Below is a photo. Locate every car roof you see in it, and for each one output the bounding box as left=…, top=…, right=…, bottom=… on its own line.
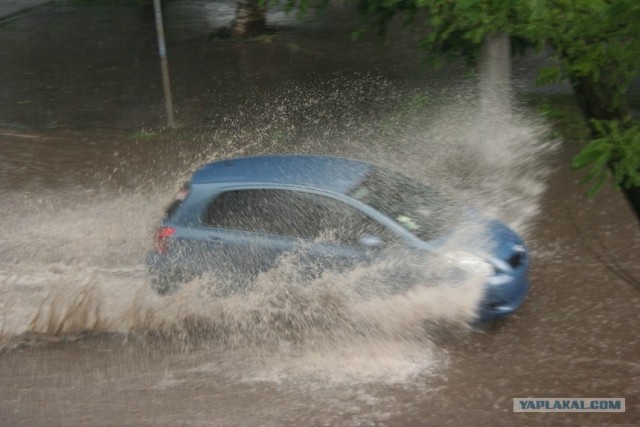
left=190, top=155, right=373, bottom=195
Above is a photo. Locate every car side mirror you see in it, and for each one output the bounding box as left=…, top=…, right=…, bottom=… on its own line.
left=359, top=234, right=385, bottom=250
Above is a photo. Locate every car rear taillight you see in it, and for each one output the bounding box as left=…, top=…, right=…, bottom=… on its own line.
left=154, top=226, right=176, bottom=254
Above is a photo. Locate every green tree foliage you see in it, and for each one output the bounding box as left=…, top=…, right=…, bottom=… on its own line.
left=68, top=0, right=152, bottom=5
left=328, top=0, right=640, bottom=199
left=572, top=120, right=640, bottom=196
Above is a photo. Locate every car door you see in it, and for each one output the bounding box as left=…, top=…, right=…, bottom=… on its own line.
left=282, top=190, right=391, bottom=277
left=196, top=189, right=294, bottom=285
left=197, top=188, right=395, bottom=285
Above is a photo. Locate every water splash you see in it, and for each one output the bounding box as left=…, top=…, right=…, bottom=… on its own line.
left=0, top=75, right=555, bottom=386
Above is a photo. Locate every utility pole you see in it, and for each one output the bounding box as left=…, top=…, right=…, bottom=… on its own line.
left=153, top=0, right=176, bottom=128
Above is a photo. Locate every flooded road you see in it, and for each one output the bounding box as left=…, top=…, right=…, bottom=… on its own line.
left=1, top=2, right=639, bottom=426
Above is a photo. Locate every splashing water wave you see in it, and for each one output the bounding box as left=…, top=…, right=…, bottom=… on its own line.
left=0, top=75, right=556, bottom=385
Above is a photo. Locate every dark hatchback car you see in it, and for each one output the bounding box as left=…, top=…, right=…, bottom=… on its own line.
left=147, top=155, right=529, bottom=321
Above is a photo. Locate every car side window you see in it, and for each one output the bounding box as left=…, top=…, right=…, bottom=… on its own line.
left=204, top=189, right=392, bottom=246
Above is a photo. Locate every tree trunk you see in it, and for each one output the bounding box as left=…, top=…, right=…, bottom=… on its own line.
left=231, top=0, right=267, bottom=38
left=621, top=186, right=640, bottom=221
left=569, top=73, right=640, bottom=222
left=570, top=74, right=631, bottom=125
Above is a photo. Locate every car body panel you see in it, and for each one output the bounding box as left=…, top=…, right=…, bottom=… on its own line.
left=147, top=155, right=530, bottom=321
left=190, top=155, right=372, bottom=193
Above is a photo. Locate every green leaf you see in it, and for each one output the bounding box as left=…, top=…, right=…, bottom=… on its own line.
left=536, top=66, right=562, bottom=86
left=351, top=30, right=365, bottom=42
left=586, top=171, right=609, bottom=198
left=572, top=140, right=611, bottom=170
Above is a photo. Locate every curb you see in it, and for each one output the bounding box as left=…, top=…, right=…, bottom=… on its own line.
left=0, top=1, right=56, bottom=24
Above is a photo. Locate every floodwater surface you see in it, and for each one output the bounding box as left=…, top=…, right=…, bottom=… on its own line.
left=0, top=2, right=639, bottom=426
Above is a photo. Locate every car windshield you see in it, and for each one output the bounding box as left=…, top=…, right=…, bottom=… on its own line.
left=348, top=166, right=460, bottom=241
